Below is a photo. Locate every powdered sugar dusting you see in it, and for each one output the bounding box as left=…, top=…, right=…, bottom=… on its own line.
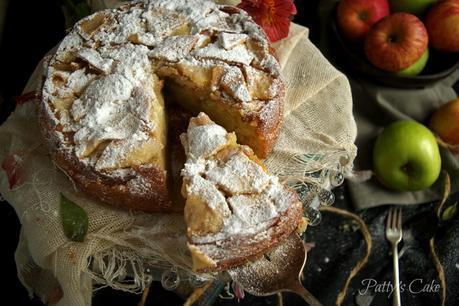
left=186, top=120, right=228, bottom=160
left=148, top=35, right=197, bottom=62
left=228, top=194, right=278, bottom=223
left=219, top=33, right=248, bottom=50
left=220, top=66, right=251, bottom=102
left=194, top=43, right=254, bottom=65
left=143, top=9, right=187, bottom=37
left=51, top=69, right=96, bottom=99
left=126, top=172, right=153, bottom=195
left=206, top=153, right=270, bottom=194
left=77, top=48, right=114, bottom=74
left=71, top=73, right=146, bottom=160
left=50, top=42, right=160, bottom=170
left=186, top=175, right=230, bottom=214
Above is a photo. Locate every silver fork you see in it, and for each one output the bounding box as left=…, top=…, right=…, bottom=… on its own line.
left=386, top=207, right=403, bottom=306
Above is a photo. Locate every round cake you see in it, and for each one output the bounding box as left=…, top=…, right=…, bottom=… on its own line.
left=40, top=0, right=285, bottom=212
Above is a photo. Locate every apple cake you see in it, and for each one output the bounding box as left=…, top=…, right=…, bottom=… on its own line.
left=181, top=113, right=303, bottom=272
left=40, top=0, right=285, bottom=212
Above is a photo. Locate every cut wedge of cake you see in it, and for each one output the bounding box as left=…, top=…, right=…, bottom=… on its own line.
left=180, top=113, right=304, bottom=272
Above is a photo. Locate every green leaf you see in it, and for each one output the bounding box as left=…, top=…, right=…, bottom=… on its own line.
left=442, top=202, right=458, bottom=221
left=74, top=3, right=91, bottom=20
left=60, top=193, right=89, bottom=242
left=60, top=0, right=91, bottom=26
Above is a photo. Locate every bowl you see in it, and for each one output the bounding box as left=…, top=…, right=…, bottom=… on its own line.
left=328, top=14, right=459, bottom=88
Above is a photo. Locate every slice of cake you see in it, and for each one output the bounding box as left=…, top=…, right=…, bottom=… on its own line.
left=180, top=113, right=304, bottom=272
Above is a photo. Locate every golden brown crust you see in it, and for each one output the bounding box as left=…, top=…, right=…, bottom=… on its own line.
left=56, top=151, right=174, bottom=213
left=191, top=199, right=303, bottom=272
left=246, top=85, right=285, bottom=158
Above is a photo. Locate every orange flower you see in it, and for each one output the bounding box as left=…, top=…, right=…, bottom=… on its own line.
left=238, top=0, right=297, bottom=42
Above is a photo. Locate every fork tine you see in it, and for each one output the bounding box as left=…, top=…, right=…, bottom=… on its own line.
left=391, top=207, right=397, bottom=229
left=386, top=207, right=393, bottom=229
left=397, top=208, right=402, bottom=230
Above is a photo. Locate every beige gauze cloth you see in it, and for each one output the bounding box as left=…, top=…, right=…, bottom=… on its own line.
left=0, top=23, right=357, bottom=306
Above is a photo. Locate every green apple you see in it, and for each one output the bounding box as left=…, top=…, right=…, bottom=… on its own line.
left=373, top=120, right=441, bottom=191
left=390, top=0, right=437, bottom=16
left=395, top=48, right=429, bottom=76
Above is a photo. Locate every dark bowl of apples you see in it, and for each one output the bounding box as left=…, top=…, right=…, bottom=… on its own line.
left=329, top=6, right=459, bottom=89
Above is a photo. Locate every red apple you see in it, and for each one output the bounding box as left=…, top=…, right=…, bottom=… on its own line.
left=336, top=0, right=390, bottom=42
left=429, top=98, right=459, bottom=153
left=364, top=13, right=428, bottom=71
left=425, top=0, right=459, bottom=52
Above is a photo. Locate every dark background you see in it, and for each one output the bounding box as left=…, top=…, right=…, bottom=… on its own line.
left=1, top=1, right=458, bottom=306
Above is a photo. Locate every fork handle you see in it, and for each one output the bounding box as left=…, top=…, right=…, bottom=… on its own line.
left=287, top=281, right=323, bottom=306
left=392, top=244, right=401, bottom=306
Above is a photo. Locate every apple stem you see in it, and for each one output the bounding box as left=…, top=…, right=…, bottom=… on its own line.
left=436, top=136, right=459, bottom=154
left=358, top=11, right=369, bottom=21
left=401, top=163, right=414, bottom=176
